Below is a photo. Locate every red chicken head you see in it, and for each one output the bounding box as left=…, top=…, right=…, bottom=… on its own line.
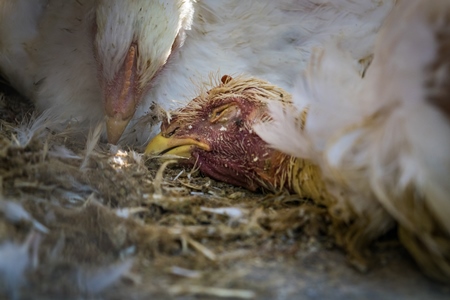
left=145, top=75, right=296, bottom=192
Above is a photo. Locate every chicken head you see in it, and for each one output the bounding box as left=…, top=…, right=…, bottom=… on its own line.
left=5, top=0, right=194, bottom=144
left=95, top=0, right=194, bottom=143
left=146, top=75, right=324, bottom=195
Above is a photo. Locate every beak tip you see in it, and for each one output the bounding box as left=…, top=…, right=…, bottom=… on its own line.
left=106, top=117, right=131, bottom=145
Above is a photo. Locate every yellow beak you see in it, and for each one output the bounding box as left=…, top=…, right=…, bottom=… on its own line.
left=145, top=133, right=211, bottom=158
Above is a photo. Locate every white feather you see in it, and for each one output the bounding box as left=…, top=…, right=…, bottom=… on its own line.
left=77, top=259, right=133, bottom=294
left=0, top=199, right=49, bottom=233
left=257, top=0, right=450, bottom=280
left=0, top=0, right=395, bottom=144
left=0, top=0, right=45, bottom=97
left=0, top=231, right=42, bottom=298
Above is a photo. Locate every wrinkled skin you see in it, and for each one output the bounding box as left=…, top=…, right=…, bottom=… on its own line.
left=146, top=75, right=292, bottom=192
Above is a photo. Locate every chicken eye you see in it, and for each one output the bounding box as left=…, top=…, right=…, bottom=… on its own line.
left=165, top=126, right=179, bottom=137
left=210, top=104, right=240, bottom=123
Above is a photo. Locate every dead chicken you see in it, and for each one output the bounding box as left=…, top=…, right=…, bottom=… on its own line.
left=146, top=75, right=327, bottom=199
left=145, top=75, right=371, bottom=270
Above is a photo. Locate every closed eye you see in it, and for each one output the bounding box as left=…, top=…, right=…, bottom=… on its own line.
left=165, top=126, right=179, bottom=137
left=210, top=104, right=240, bottom=123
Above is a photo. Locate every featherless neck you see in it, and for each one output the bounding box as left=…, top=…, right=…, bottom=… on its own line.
left=267, top=152, right=330, bottom=206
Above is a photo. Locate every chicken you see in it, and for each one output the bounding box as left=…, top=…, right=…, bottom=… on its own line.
left=145, top=75, right=329, bottom=202
left=0, top=0, right=395, bottom=144
left=255, top=0, right=450, bottom=282
left=0, top=0, right=194, bottom=144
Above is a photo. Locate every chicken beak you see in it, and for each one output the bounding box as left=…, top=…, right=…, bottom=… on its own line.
left=145, top=133, right=210, bottom=158
left=106, top=116, right=132, bottom=145
left=104, top=44, right=139, bottom=144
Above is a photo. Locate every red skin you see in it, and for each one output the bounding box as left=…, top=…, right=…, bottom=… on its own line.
left=158, top=80, right=289, bottom=192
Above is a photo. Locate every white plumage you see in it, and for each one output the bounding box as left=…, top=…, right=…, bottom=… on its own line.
left=1, top=0, right=194, bottom=144
left=256, top=0, right=450, bottom=281
left=0, top=0, right=395, bottom=144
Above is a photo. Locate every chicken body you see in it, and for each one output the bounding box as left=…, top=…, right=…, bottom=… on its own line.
left=0, top=0, right=395, bottom=144
left=256, top=0, right=450, bottom=282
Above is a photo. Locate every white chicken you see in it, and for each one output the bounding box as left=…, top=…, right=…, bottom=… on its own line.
left=0, top=0, right=395, bottom=144
left=0, top=0, right=194, bottom=144
left=256, top=0, right=450, bottom=282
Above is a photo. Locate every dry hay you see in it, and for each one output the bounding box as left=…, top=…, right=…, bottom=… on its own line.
left=0, top=87, right=449, bottom=299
